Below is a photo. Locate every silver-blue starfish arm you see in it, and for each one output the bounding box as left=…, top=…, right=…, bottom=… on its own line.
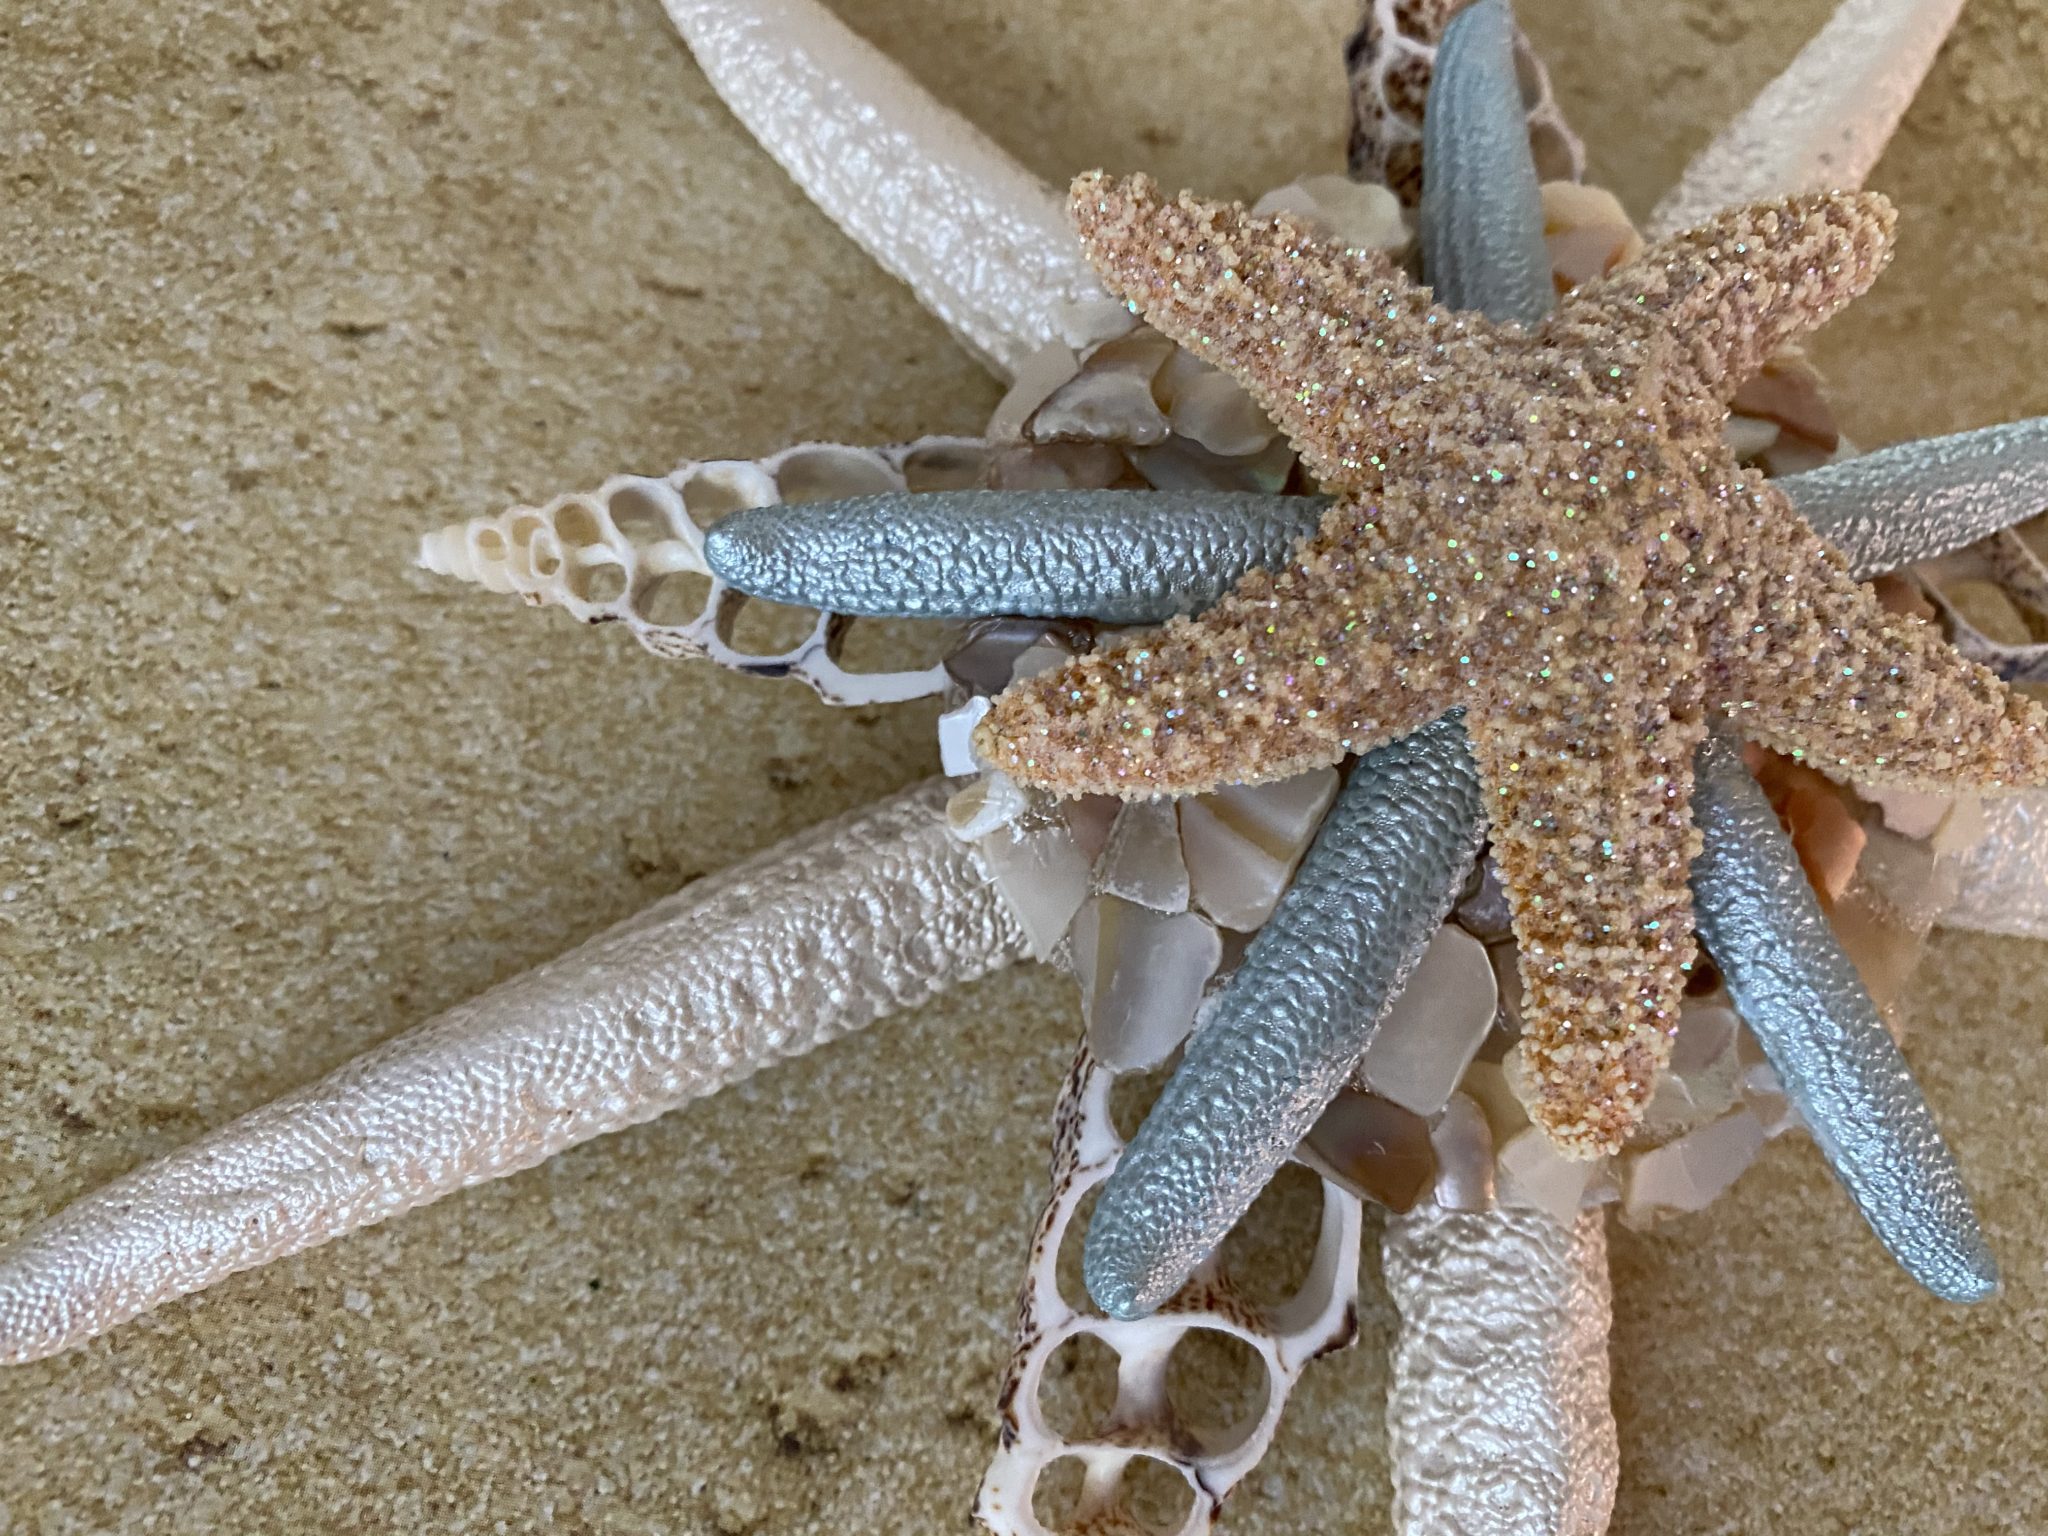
left=701, top=418, right=2048, bottom=621
left=1083, top=0, right=1524, bottom=1320
left=1797, top=416, right=2048, bottom=580
left=702, top=489, right=1329, bottom=623
left=1690, top=728, right=1998, bottom=1303
left=1418, top=0, right=1554, bottom=328
left=1082, top=714, right=1488, bottom=1318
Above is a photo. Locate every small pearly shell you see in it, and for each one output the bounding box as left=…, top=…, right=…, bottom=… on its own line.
left=1062, top=795, right=1123, bottom=865
left=1497, top=1126, right=1599, bottom=1228
left=977, top=808, right=1092, bottom=960
left=947, top=771, right=1029, bottom=842
left=1358, top=925, right=1500, bottom=1117
left=1167, top=369, right=1279, bottom=458
left=1027, top=331, right=1177, bottom=446
left=1251, top=174, right=1411, bottom=253
left=938, top=696, right=993, bottom=776
left=1072, top=897, right=1222, bottom=1070
left=1451, top=855, right=1515, bottom=940
left=1180, top=770, right=1342, bottom=931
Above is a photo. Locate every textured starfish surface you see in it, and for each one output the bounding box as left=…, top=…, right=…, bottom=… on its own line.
left=977, top=172, right=2048, bottom=1155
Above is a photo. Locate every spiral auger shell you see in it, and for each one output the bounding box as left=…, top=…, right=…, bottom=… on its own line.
left=418, top=438, right=1017, bottom=705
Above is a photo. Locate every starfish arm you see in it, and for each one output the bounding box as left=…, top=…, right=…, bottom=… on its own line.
left=1647, top=0, right=1966, bottom=239
left=1418, top=0, right=1554, bottom=327
left=704, top=489, right=1329, bottom=622
left=1561, top=192, right=1896, bottom=400
left=1068, top=171, right=1457, bottom=492
left=1690, top=729, right=1998, bottom=1303
left=0, top=782, right=1021, bottom=1365
left=1713, top=502, right=2048, bottom=788
left=1468, top=633, right=1706, bottom=1157
left=1082, top=716, right=1485, bottom=1318
left=662, top=0, right=1105, bottom=378
left=1782, top=415, right=2048, bottom=580
left=1383, top=1206, right=1618, bottom=1536
left=973, top=494, right=1475, bottom=798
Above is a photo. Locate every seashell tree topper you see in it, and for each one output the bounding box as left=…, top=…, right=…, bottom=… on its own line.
left=4, top=2, right=2047, bottom=1535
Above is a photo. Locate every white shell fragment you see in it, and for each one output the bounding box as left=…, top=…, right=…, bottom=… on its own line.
left=1647, top=0, right=1969, bottom=236
left=1179, top=770, right=1341, bottom=931
left=661, top=0, right=1106, bottom=377
left=1097, top=799, right=1191, bottom=913
left=1299, top=1087, right=1438, bottom=1213
left=1381, top=1205, right=1617, bottom=1536
left=1944, top=789, right=2048, bottom=939
left=939, top=695, right=993, bottom=776
left=946, top=770, right=1029, bottom=842
left=1498, top=1127, right=1600, bottom=1229
left=976, top=1045, right=1364, bottom=1536
left=1073, top=897, right=1222, bottom=1071
left=419, top=439, right=997, bottom=705
left=1430, top=1093, right=1497, bottom=1212
left=1359, top=923, right=1500, bottom=1117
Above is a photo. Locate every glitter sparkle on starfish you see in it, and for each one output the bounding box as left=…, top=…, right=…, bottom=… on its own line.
left=976, top=172, right=2048, bottom=1156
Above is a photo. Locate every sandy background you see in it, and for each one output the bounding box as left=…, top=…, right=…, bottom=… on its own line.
left=2, top=0, right=2045, bottom=1529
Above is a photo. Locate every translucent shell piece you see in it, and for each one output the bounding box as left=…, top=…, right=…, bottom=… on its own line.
left=974, top=1045, right=1364, bottom=1536
left=418, top=440, right=1002, bottom=705
left=1343, top=0, right=1584, bottom=204
left=661, top=0, right=1106, bottom=378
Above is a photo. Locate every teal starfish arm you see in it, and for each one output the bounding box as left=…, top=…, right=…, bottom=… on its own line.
left=1690, top=729, right=1998, bottom=1303
left=1082, top=715, right=1487, bottom=1318
left=1419, top=0, right=1554, bottom=327
left=703, top=489, right=1330, bottom=623
left=1794, top=416, right=2048, bottom=580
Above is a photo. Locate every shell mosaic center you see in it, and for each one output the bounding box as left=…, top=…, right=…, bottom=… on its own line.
left=7, top=0, right=2048, bottom=1532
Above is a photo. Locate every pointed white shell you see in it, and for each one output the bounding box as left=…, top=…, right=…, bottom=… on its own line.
left=419, top=439, right=996, bottom=706
left=975, top=1043, right=1364, bottom=1536
left=0, top=781, right=1023, bottom=1365
left=663, top=0, right=1106, bottom=377
left=1648, top=0, right=1968, bottom=236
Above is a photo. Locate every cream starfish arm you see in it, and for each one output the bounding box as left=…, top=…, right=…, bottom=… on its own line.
left=1647, top=0, right=1968, bottom=238
left=662, top=0, right=1105, bottom=377
left=1469, top=616, right=1707, bottom=1157
left=1715, top=502, right=2048, bottom=788
left=973, top=493, right=1475, bottom=798
left=1562, top=192, right=1897, bottom=400
left=0, top=780, right=1022, bottom=1365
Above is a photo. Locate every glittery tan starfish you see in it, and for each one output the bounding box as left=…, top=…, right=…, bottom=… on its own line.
left=975, top=172, right=2048, bottom=1156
